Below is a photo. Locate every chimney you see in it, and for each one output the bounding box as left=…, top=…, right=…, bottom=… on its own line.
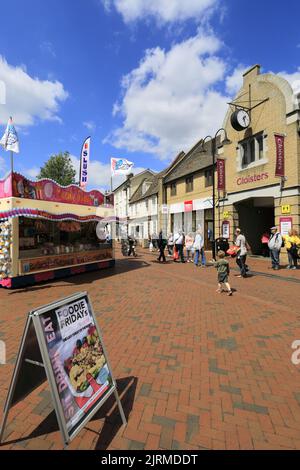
left=243, top=64, right=261, bottom=85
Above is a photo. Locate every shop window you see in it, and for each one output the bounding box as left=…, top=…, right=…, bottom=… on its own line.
left=186, top=176, right=194, bottom=193
left=171, top=183, right=177, bottom=196
left=205, top=168, right=213, bottom=187
left=18, top=217, right=111, bottom=261
left=257, top=134, right=264, bottom=159
left=240, top=132, right=265, bottom=168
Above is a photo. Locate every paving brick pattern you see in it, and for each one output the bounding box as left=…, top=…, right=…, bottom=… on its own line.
left=0, top=249, right=300, bottom=450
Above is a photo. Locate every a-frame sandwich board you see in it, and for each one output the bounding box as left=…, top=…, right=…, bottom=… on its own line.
left=0, top=291, right=126, bottom=446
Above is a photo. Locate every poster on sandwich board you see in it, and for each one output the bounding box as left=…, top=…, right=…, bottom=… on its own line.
left=0, top=292, right=126, bottom=446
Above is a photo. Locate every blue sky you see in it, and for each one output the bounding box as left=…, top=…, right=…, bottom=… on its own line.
left=0, top=0, right=299, bottom=190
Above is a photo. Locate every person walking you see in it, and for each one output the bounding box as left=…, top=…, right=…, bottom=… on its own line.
left=127, top=235, right=137, bottom=257
left=185, top=232, right=194, bottom=263
left=193, top=229, right=206, bottom=267
left=152, top=232, right=158, bottom=250
left=167, top=233, right=174, bottom=256
left=214, top=250, right=232, bottom=296
left=284, top=229, right=300, bottom=270
left=148, top=234, right=153, bottom=252
left=174, top=230, right=185, bottom=263
left=235, top=228, right=248, bottom=277
left=268, top=226, right=283, bottom=270
left=157, top=230, right=167, bottom=263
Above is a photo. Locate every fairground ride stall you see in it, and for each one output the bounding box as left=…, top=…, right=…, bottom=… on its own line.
left=0, top=173, right=115, bottom=288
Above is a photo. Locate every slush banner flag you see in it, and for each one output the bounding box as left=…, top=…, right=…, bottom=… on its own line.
left=0, top=117, right=19, bottom=154
left=275, top=134, right=285, bottom=177
left=111, top=158, right=134, bottom=176
left=79, top=137, right=91, bottom=187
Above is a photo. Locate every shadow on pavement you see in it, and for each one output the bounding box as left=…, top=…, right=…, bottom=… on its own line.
left=90, top=375, right=137, bottom=450
left=7, top=258, right=150, bottom=294
left=0, top=376, right=137, bottom=449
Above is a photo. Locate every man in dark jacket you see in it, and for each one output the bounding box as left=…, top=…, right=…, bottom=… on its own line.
left=128, top=235, right=137, bottom=256
left=157, top=230, right=167, bottom=263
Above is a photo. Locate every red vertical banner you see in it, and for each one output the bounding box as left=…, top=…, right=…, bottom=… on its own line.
left=217, top=159, right=225, bottom=191
left=275, top=134, right=285, bottom=177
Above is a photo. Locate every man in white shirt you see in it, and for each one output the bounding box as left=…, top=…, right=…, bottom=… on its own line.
left=268, top=226, right=282, bottom=270
left=174, top=230, right=185, bottom=263
left=235, top=228, right=248, bottom=277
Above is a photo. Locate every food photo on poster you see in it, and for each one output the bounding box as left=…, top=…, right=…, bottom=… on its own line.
left=39, top=295, right=113, bottom=433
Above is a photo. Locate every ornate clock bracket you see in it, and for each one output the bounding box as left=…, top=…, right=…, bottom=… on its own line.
left=228, top=84, right=269, bottom=117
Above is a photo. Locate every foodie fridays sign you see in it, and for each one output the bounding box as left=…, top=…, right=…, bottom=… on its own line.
left=0, top=292, right=126, bottom=445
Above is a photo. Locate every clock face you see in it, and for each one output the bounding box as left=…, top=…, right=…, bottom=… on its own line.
left=237, top=110, right=250, bottom=128
left=230, top=109, right=251, bottom=131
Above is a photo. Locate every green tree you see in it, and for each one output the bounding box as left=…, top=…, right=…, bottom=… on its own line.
left=37, top=151, right=77, bottom=186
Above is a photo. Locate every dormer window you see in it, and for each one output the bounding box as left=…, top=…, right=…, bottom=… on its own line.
left=142, top=181, right=151, bottom=195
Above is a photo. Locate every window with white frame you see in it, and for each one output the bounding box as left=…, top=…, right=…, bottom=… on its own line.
left=239, top=132, right=265, bottom=168
left=152, top=197, right=156, bottom=211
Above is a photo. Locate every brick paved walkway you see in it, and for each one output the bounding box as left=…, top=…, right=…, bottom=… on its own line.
left=0, top=249, right=300, bottom=450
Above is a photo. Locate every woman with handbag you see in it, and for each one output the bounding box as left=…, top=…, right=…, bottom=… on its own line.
left=284, top=229, right=300, bottom=270
left=174, top=230, right=185, bottom=263
left=234, top=228, right=248, bottom=278
left=167, top=233, right=174, bottom=256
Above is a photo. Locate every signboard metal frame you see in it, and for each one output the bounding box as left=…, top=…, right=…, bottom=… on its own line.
left=222, top=220, right=230, bottom=239
left=0, top=291, right=126, bottom=447
left=279, top=216, right=293, bottom=237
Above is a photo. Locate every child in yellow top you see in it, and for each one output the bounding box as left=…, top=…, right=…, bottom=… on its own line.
left=284, top=229, right=300, bottom=270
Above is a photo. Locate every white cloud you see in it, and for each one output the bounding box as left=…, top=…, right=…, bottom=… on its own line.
left=83, top=121, right=96, bottom=132
left=0, top=156, right=7, bottom=174
left=103, top=0, right=217, bottom=23
left=105, top=30, right=231, bottom=160
left=0, top=56, right=68, bottom=126
left=23, top=166, right=40, bottom=179
left=102, top=0, right=112, bottom=12
left=225, top=65, right=248, bottom=96
left=40, top=41, right=56, bottom=58
left=279, top=68, right=300, bottom=95
left=69, top=154, right=146, bottom=190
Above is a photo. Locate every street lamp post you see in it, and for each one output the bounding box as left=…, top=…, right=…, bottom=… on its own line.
left=200, top=128, right=231, bottom=261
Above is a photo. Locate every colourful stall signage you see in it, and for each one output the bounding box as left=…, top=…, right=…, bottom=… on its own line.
left=0, top=173, right=105, bottom=207
left=20, top=249, right=113, bottom=274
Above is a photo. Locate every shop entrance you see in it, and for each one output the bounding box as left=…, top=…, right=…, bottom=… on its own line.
left=235, top=197, right=274, bottom=255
